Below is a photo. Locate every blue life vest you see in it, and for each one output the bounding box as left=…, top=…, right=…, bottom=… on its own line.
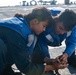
left=0, top=17, right=36, bottom=54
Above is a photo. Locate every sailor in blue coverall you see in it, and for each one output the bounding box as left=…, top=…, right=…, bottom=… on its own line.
left=0, top=7, right=53, bottom=75
left=31, top=8, right=76, bottom=68
left=31, top=8, right=64, bottom=64
left=0, top=17, right=44, bottom=75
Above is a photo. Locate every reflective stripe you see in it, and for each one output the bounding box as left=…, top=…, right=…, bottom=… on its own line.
left=33, top=36, right=37, bottom=48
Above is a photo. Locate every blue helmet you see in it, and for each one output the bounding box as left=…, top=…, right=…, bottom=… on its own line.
left=49, top=7, right=65, bottom=16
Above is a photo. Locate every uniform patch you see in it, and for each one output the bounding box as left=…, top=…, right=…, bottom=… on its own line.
left=27, top=34, right=34, bottom=47
left=67, top=31, right=72, bottom=37
left=27, top=34, right=37, bottom=48
left=45, top=34, right=54, bottom=42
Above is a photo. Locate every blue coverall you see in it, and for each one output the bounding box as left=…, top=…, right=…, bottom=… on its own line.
left=31, top=9, right=76, bottom=67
